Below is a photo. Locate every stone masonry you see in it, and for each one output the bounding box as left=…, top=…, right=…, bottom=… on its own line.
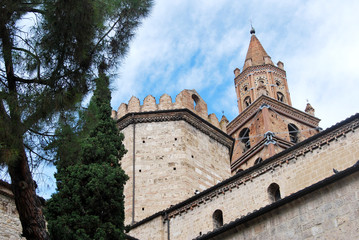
left=127, top=114, right=359, bottom=239
left=0, top=181, right=23, bottom=240
left=115, top=90, right=233, bottom=225
left=201, top=170, right=359, bottom=240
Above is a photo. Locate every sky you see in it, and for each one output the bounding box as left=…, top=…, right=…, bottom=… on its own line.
left=11, top=0, right=359, bottom=199
left=111, top=0, right=359, bottom=130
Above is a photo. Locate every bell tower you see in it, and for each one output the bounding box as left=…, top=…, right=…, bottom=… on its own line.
left=228, top=27, right=321, bottom=174
left=234, top=27, right=292, bottom=113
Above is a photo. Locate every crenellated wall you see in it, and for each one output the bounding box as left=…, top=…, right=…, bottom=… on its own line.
left=112, top=89, right=228, bottom=133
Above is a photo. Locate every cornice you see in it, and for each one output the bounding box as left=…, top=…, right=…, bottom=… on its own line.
left=117, top=109, right=234, bottom=150
left=227, top=95, right=320, bottom=135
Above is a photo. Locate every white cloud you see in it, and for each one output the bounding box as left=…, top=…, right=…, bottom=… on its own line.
left=112, top=0, right=359, bottom=129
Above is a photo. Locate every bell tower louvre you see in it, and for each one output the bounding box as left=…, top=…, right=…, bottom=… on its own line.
left=228, top=27, right=321, bottom=174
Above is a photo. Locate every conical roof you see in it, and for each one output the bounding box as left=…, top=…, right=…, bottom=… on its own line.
left=243, top=31, right=272, bottom=70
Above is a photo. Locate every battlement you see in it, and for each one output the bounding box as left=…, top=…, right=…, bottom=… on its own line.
left=112, top=89, right=228, bottom=133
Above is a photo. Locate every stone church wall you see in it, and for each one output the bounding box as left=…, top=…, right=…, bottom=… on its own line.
left=206, top=171, right=359, bottom=240
left=128, top=116, right=359, bottom=239
left=121, top=120, right=232, bottom=225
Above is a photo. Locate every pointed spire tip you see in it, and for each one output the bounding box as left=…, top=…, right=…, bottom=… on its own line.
left=250, top=26, right=255, bottom=35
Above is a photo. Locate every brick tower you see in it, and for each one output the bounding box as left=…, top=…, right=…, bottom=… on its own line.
left=228, top=27, right=321, bottom=173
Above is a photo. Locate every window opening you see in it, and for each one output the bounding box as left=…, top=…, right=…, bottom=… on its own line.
left=268, top=183, right=281, bottom=202
left=277, top=92, right=284, bottom=102
left=244, top=96, right=251, bottom=107
left=288, top=123, right=299, bottom=143
left=239, top=128, right=251, bottom=152
left=213, top=210, right=223, bottom=229
left=254, top=157, right=263, bottom=165
left=192, top=94, right=200, bottom=110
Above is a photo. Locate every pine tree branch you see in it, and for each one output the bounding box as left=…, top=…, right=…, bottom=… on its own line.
left=28, top=128, right=56, bottom=137
left=12, top=47, right=42, bottom=82
left=24, top=143, right=53, bottom=163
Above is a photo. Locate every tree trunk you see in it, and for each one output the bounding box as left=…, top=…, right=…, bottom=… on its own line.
left=8, top=145, right=50, bottom=240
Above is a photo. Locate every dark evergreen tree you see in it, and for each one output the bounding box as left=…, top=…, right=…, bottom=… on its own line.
left=46, top=72, right=128, bottom=239
left=0, top=1, right=152, bottom=239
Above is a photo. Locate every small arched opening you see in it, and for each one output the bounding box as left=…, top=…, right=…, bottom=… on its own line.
left=277, top=92, right=284, bottom=102
left=244, top=96, right=251, bottom=108
left=288, top=123, right=299, bottom=143
left=254, top=157, right=263, bottom=165
left=192, top=94, right=200, bottom=111
left=268, top=183, right=281, bottom=203
left=239, top=128, right=251, bottom=152
left=213, top=209, right=223, bottom=229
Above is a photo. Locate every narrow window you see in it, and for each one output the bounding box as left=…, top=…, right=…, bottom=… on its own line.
left=288, top=123, right=299, bottom=143
left=192, top=94, right=200, bottom=110
left=254, top=157, right=263, bottom=165
left=277, top=92, right=284, bottom=102
left=213, top=209, right=223, bottom=229
left=244, top=96, right=251, bottom=107
left=268, top=183, right=281, bottom=202
left=239, top=128, right=250, bottom=152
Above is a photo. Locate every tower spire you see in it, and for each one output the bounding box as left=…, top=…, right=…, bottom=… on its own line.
left=243, top=28, right=273, bottom=70
left=250, top=23, right=255, bottom=35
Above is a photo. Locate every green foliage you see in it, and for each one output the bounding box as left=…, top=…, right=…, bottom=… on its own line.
left=0, top=1, right=151, bottom=238
left=0, top=0, right=153, bottom=165
left=46, top=73, right=128, bottom=239
left=46, top=164, right=128, bottom=240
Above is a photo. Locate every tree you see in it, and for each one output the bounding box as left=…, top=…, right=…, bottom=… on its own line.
left=0, top=1, right=152, bottom=239
left=45, top=72, right=128, bottom=239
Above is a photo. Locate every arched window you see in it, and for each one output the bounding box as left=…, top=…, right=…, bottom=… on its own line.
left=192, top=94, right=200, bottom=110
left=277, top=92, right=284, bottom=102
left=288, top=123, right=299, bottom=143
left=268, top=183, right=281, bottom=203
left=244, top=96, right=251, bottom=108
left=239, top=128, right=250, bottom=152
left=254, top=157, right=263, bottom=165
left=213, top=209, right=223, bottom=229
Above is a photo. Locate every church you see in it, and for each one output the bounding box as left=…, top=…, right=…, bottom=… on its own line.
left=112, top=27, right=359, bottom=239
left=1, top=28, right=359, bottom=239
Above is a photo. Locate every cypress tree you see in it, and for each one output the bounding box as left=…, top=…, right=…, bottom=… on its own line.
left=46, top=71, right=128, bottom=239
